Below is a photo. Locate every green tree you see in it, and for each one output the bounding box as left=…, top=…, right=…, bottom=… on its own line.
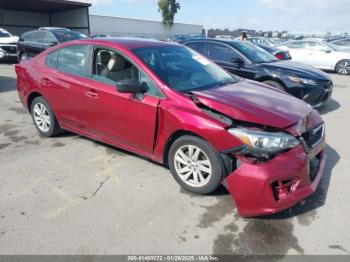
left=158, top=0, right=181, bottom=27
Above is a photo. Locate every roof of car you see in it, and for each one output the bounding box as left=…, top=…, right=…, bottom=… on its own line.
left=79, top=37, right=179, bottom=49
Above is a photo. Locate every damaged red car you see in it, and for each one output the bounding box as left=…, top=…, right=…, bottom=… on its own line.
left=15, top=38, right=326, bottom=217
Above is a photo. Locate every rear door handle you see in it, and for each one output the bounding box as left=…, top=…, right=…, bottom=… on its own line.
left=41, top=78, right=52, bottom=86
left=85, top=90, right=99, bottom=99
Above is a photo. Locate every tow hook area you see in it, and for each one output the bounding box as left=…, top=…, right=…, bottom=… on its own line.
left=271, top=177, right=301, bottom=201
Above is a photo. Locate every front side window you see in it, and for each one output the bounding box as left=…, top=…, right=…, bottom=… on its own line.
left=57, top=45, right=89, bottom=77
left=306, top=42, right=327, bottom=51
left=132, top=45, right=238, bottom=92
left=92, top=48, right=163, bottom=97
left=231, top=41, right=278, bottom=63
left=208, top=43, right=241, bottom=63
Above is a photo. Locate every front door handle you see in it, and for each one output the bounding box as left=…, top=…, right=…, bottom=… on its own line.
left=85, top=90, right=99, bottom=99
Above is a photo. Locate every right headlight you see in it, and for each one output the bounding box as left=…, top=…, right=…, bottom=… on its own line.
left=228, top=128, right=300, bottom=155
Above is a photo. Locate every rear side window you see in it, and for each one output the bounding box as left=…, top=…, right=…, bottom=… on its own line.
left=185, top=42, right=206, bottom=55
left=208, top=43, right=241, bottom=63
left=46, top=50, right=59, bottom=68
left=57, top=45, right=89, bottom=77
left=287, top=41, right=307, bottom=49
left=21, top=31, right=35, bottom=41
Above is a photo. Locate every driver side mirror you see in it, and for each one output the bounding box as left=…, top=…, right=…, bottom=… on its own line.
left=116, top=79, right=146, bottom=94
left=323, top=49, right=332, bottom=53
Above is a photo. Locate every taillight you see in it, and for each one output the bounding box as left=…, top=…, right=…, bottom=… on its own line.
left=275, top=53, right=283, bottom=60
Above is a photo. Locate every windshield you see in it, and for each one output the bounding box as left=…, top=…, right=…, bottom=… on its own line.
left=0, top=30, right=11, bottom=38
left=52, top=31, right=87, bottom=43
left=132, top=45, right=238, bottom=92
left=231, top=41, right=278, bottom=63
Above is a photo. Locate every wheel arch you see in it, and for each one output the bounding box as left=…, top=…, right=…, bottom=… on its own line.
left=163, top=130, right=205, bottom=166
left=257, top=76, right=286, bottom=89
left=27, top=92, right=43, bottom=113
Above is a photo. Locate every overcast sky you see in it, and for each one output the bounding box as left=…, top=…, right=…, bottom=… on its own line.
left=89, top=0, right=350, bottom=34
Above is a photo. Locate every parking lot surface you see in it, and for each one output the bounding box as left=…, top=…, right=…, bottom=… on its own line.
left=0, top=63, right=350, bottom=256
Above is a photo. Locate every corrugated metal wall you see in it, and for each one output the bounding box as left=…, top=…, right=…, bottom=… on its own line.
left=90, top=15, right=203, bottom=40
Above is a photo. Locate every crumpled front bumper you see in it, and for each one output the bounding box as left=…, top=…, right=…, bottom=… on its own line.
left=223, top=129, right=326, bottom=218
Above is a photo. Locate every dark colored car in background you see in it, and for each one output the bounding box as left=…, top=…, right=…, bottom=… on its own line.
left=17, top=28, right=87, bottom=61
left=184, top=39, right=333, bottom=108
left=15, top=37, right=326, bottom=217
left=256, top=43, right=291, bottom=60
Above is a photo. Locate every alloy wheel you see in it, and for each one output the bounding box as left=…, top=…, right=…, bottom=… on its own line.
left=337, top=61, right=350, bottom=75
left=33, top=103, right=51, bottom=132
left=174, top=145, right=212, bottom=188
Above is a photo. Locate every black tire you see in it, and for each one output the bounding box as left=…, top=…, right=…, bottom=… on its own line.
left=168, top=135, right=225, bottom=195
left=30, top=96, right=61, bottom=137
left=263, top=80, right=285, bottom=91
left=335, top=59, right=350, bottom=75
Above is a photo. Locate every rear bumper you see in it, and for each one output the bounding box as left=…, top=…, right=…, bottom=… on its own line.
left=223, top=133, right=326, bottom=217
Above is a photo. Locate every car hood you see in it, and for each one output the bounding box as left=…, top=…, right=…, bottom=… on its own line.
left=193, top=80, right=313, bottom=129
left=0, top=36, right=19, bottom=44
left=260, top=60, right=331, bottom=80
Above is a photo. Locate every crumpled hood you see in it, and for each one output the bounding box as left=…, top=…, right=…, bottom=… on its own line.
left=193, top=80, right=313, bottom=129
left=0, top=36, right=19, bottom=44
left=261, top=60, right=331, bottom=80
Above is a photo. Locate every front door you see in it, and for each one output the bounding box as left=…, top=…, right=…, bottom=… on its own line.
left=84, top=46, right=162, bottom=155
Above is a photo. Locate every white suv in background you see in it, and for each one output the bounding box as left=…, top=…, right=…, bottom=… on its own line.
left=0, top=28, right=19, bottom=61
left=279, top=40, right=350, bottom=75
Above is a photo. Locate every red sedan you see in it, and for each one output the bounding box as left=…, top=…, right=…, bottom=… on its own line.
left=15, top=38, right=326, bottom=217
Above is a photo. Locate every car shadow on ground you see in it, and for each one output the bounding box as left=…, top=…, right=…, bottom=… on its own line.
left=318, top=98, right=341, bottom=115
left=0, top=75, right=17, bottom=93
left=259, top=144, right=340, bottom=220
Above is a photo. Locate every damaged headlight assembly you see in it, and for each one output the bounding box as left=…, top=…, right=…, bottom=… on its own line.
left=228, top=128, right=300, bottom=160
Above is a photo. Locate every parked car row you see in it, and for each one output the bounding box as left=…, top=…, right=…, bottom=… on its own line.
left=278, top=40, right=350, bottom=75
left=15, top=37, right=326, bottom=217
left=0, top=27, right=87, bottom=62
left=0, top=28, right=19, bottom=61
left=183, top=39, right=333, bottom=108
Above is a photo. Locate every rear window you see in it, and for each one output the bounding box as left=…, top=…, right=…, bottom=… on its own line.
left=52, top=31, right=87, bottom=43
left=46, top=50, right=59, bottom=68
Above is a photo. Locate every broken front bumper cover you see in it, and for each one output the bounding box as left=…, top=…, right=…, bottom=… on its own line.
left=222, top=132, right=326, bottom=218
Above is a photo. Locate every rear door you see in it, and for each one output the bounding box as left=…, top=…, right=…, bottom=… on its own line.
left=41, top=44, right=89, bottom=131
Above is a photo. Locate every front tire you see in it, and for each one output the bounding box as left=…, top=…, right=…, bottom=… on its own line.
left=335, top=60, right=350, bottom=75
left=168, top=135, right=224, bottom=195
left=30, top=96, right=61, bottom=137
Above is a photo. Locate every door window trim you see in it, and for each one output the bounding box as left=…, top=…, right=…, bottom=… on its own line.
left=88, top=44, right=166, bottom=99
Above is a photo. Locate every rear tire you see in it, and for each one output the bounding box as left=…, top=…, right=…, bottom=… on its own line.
left=30, top=96, right=61, bottom=137
left=263, top=80, right=285, bottom=91
left=168, top=135, right=224, bottom=195
left=335, top=60, right=350, bottom=75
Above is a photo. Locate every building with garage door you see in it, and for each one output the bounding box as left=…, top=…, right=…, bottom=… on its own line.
left=0, top=0, right=91, bottom=35
left=0, top=0, right=203, bottom=40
